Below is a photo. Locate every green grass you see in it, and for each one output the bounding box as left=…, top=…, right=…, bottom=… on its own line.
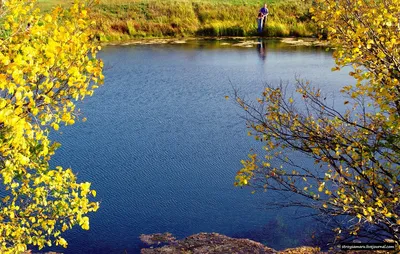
left=37, top=0, right=274, bottom=7
left=37, top=0, right=66, bottom=10
left=37, top=0, right=316, bottom=41
left=100, top=0, right=275, bottom=5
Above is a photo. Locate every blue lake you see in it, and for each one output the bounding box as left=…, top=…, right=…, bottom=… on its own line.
left=48, top=39, right=354, bottom=253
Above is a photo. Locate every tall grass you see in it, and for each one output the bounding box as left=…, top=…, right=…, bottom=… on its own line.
left=38, top=0, right=316, bottom=41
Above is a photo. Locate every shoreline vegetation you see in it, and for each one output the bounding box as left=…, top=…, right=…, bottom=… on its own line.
left=38, top=0, right=317, bottom=43
left=102, top=37, right=329, bottom=48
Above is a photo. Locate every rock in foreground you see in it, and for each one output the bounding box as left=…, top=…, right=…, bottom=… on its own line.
left=140, top=233, right=321, bottom=254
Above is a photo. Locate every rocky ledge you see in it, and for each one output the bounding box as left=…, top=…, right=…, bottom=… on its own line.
left=140, top=233, right=395, bottom=254
left=140, top=233, right=321, bottom=254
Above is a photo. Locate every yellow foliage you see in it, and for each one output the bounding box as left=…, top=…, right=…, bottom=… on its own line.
left=0, top=0, right=103, bottom=252
left=236, top=0, right=400, bottom=244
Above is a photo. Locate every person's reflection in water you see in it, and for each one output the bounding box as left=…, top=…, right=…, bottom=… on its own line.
left=257, top=39, right=267, bottom=61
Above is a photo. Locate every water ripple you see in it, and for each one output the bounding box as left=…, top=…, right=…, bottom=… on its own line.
left=48, top=41, right=354, bottom=253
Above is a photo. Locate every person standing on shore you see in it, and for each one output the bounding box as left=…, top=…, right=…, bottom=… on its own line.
left=260, top=3, right=269, bottom=31
left=257, top=11, right=264, bottom=33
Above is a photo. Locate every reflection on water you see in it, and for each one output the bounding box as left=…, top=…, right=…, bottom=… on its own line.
left=44, top=39, right=354, bottom=253
left=257, top=39, right=267, bottom=61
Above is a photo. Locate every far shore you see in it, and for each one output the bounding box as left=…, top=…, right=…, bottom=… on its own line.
left=101, top=37, right=329, bottom=47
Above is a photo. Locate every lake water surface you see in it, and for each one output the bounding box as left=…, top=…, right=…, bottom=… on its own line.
left=48, top=39, right=354, bottom=253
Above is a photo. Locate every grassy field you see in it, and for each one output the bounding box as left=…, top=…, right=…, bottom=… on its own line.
left=38, top=0, right=282, bottom=5
left=37, top=0, right=316, bottom=42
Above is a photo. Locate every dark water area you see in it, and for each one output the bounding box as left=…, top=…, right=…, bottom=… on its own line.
left=46, top=39, right=354, bottom=253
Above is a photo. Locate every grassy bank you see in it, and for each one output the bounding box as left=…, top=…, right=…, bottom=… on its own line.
left=38, top=0, right=316, bottom=42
